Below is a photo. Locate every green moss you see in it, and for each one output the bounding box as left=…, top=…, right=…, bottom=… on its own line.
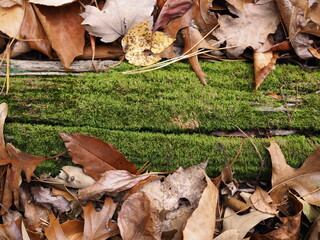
left=1, top=62, right=319, bottom=133
left=4, top=123, right=320, bottom=180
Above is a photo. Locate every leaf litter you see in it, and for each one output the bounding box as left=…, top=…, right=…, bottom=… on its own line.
left=0, top=103, right=317, bottom=239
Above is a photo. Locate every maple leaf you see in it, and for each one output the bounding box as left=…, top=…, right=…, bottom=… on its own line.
left=268, top=140, right=320, bottom=206
left=81, top=0, right=156, bottom=43
left=213, top=0, right=280, bottom=57
left=0, top=103, right=46, bottom=212
left=59, top=133, right=137, bottom=180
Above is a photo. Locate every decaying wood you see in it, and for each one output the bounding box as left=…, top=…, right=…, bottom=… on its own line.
left=0, top=59, right=118, bottom=75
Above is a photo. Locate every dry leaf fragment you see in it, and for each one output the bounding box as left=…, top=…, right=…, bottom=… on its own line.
left=78, top=170, right=150, bottom=201
left=122, top=21, right=175, bottom=66
left=268, top=140, right=320, bottom=206
left=20, top=0, right=52, bottom=57
left=250, top=187, right=278, bottom=215
left=29, top=0, right=77, bottom=6
left=58, top=166, right=95, bottom=189
left=33, top=2, right=85, bottom=69
left=118, top=192, right=162, bottom=240
left=81, top=0, right=156, bottom=43
left=305, top=215, right=320, bottom=240
left=213, top=229, right=240, bottom=240
left=0, top=103, right=46, bottom=212
left=0, top=210, right=23, bottom=240
left=60, top=133, right=137, bottom=180
left=44, top=213, right=67, bottom=240
left=183, top=172, right=218, bottom=240
left=81, top=198, right=119, bottom=240
left=254, top=51, right=278, bottom=91
left=140, top=162, right=208, bottom=239
left=213, top=0, right=280, bottom=57
left=250, top=195, right=302, bottom=240
left=0, top=0, right=24, bottom=38
left=153, top=0, right=194, bottom=31
left=31, top=186, right=71, bottom=213
left=222, top=207, right=275, bottom=240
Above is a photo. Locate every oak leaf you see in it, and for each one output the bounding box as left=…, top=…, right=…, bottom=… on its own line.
left=250, top=186, right=278, bottom=215
left=81, top=0, right=156, bottom=43
left=268, top=140, right=320, bottom=206
left=59, top=133, right=137, bottom=180
left=213, top=0, right=280, bottom=57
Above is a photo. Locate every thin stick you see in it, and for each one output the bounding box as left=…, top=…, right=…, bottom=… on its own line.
left=230, top=139, right=245, bottom=167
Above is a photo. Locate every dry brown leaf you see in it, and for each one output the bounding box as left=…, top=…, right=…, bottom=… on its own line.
left=33, top=2, right=85, bottom=69
left=254, top=51, right=279, bottom=91
left=118, top=192, right=162, bottom=240
left=268, top=140, right=320, bottom=206
left=153, top=0, right=194, bottom=31
left=20, top=0, right=52, bottom=57
left=275, top=0, right=315, bottom=59
left=140, top=162, right=208, bottom=239
left=29, top=0, right=77, bottom=6
left=183, top=172, right=218, bottom=240
left=60, top=133, right=137, bottom=180
left=81, top=0, right=156, bottom=43
left=44, top=213, right=67, bottom=240
left=19, top=186, right=49, bottom=232
left=31, top=186, right=71, bottom=213
left=61, top=220, right=84, bottom=240
left=0, top=0, right=24, bottom=38
left=0, top=210, right=23, bottom=239
left=308, top=47, right=320, bottom=58
left=250, top=187, right=278, bottom=215
left=0, top=103, right=46, bottom=212
left=214, top=229, right=240, bottom=240
left=81, top=198, right=119, bottom=240
left=305, top=215, right=320, bottom=240
left=250, top=195, right=302, bottom=240
left=181, top=27, right=217, bottom=85
left=58, top=166, right=95, bottom=189
left=222, top=207, right=275, bottom=240
left=213, top=0, right=280, bottom=57
left=78, top=170, right=150, bottom=201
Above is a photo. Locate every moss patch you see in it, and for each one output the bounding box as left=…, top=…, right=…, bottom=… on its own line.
left=4, top=123, right=320, bottom=180
left=1, top=61, right=319, bottom=133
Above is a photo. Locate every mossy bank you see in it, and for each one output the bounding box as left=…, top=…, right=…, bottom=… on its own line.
left=1, top=61, right=320, bottom=179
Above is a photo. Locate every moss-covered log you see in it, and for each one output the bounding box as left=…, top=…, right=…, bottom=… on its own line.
left=1, top=61, right=319, bottom=179
left=4, top=123, right=320, bottom=180
left=2, top=62, right=319, bottom=133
